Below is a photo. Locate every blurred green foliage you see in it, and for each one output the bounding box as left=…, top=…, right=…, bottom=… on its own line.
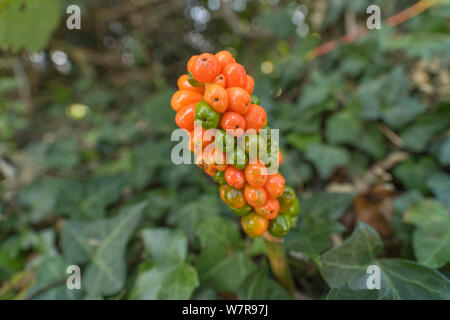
left=0, top=0, right=449, bottom=300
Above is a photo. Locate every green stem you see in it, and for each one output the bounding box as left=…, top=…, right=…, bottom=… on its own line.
left=263, top=237, right=295, bottom=297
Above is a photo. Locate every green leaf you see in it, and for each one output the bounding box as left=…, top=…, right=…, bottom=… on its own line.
left=405, top=199, right=450, bottom=268
left=427, top=173, right=450, bottom=208
left=299, top=192, right=356, bottom=221
left=237, top=267, right=291, bottom=300
left=320, top=222, right=450, bottom=299
left=393, top=157, right=440, bottom=194
left=305, top=143, right=350, bottom=179
left=129, top=264, right=198, bottom=300
left=326, top=111, right=362, bottom=145
left=326, top=285, right=393, bottom=300
left=25, top=138, right=80, bottom=171
left=285, top=219, right=346, bottom=266
left=438, top=135, right=450, bottom=165
left=61, top=202, right=145, bottom=296
left=0, top=0, right=61, bottom=52
left=141, top=228, right=187, bottom=266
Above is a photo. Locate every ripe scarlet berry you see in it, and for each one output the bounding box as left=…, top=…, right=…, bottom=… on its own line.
left=171, top=90, right=203, bottom=112
left=177, top=74, right=204, bottom=93
left=255, top=199, right=279, bottom=220
left=223, top=63, right=247, bottom=88
left=244, top=184, right=267, bottom=207
left=175, top=104, right=195, bottom=131
left=241, top=212, right=269, bottom=238
left=204, top=84, right=228, bottom=113
left=225, top=166, right=246, bottom=189
left=245, top=75, right=255, bottom=94
left=227, top=87, right=251, bottom=115
left=213, top=74, right=226, bottom=88
left=245, top=162, right=268, bottom=187
left=215, top=50, right=236, bottom=72
left=220, top=112, right=246, bottom=136
left=191, top=53, right=220, bottom=83
left=187, top=55, right=198, bottom=73
left=264, top=173, right=285, bottom=199
left=245, top=104, right=267, bottom=132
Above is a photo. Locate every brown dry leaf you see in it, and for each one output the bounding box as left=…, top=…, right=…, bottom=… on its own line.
left=352, top=184, right=396, bottom=238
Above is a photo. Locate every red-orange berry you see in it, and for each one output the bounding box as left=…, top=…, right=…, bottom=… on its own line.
left=264, top=173, right=285, bottom=199
left=191, top=53, right=220, bottom=83
left=245, top=162, right=268, bottom=187
left=225, top=166, right=246, bottom=189
left=244, top=184, right=267, bottom=207
left=245, top=104, right=267, bottom=132
left=227, top=87, right=251, bottom=115
left=223, top=63, right=247, bottom=88
left=220, top=112, right=246, bottom=136
left=255, top=199, right=279, bottom=220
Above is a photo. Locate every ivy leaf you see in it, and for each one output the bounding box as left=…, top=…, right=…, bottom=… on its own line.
left=129, top=264, right=198, bottom=300
left=326, top=284, right=393, bottom=300
left=237, top=266, right=291, bottom=300
left=393, top=157, right=440, bottom=194
left=141, top=228, right=187, bottom=266
left=405, top=200, right=450, bottom=268
left=61, top=202, right=146, bottom=296
left=0, top=0, right=61, bottom=52
left=326, top=111, right=362, bottom=145
left=299, top=192, right=356, bottom=221
left=305, top=143, right=350, bottom=179
left=320, top=223, right=450, bottom=299
left=427, top=173, right=450, bottom=208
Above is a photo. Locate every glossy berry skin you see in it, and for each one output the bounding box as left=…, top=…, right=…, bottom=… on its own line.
left=214, top=129, right=235, bottom=152
left=219, top=184, right=231, bottom=202
left=215, top=50, right=236, bottom=71
left=177, top=74, right=204, bottom=93
left=213, top=170, right=226, bottom=184
left=243, top=133, right=266, bottom=160
left=187, top=55, right=198, bottom=73
left=255, top=199, right=279, bottom=220
left=264, top=173, right=285, bottom=199
left=204, top=145, right=227, bottom=171
left=195, top=101, right=221, bottom=129
left=241, top=212, right=269, bottom=238
left=229, top=146, right=248, bottom=170
left=245, top=162, right=268, bottom=188
left=220, top=112, right=246, bottom=136
left=245, top=75, right=255, bottom=94
left=227, top=87, right=251, bottom=115
left=213, top=74, right=226, bottom=87
left=223, top=63, right=247, bottom=88
left=191, top=53, right=220, bottom=83
left=285, top=198, right=300, bottom=217
left=171, top=90, right=203, bottom=112
left=278, top=186, right=296, bottom=213
left=244, top=184, right=267, bottom=207
left=223, top=186, right=247, bottom=208
left=195, top=152, right=216, bottom=176
left=225, top=166, right=246, bottom=189
left=268, top=213, right=292, bottom=238
left=175, top=104, right=196, bottom=131
left=204, top=84, right=228, bottom=113
left=230, top=203, right=253, bottom=217
left=245, top=104, right=267, bottom=132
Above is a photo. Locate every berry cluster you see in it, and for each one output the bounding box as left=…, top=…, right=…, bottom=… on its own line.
left=170, top=51, right=300, bottom=238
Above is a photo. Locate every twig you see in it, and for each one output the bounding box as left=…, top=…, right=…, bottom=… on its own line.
left=306, top=0, right=438, bottom=60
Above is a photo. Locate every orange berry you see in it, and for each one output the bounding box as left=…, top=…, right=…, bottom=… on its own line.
left=245, top=75, right=255, bottom=94
left=204, top=145, right=227, bottom=171
left=171, top=90, right=203, bottom=111
left=188, top=128, right=213, bottom=153
left=244, top=104, right=267, bottom=132
left=175, top=104, right=196, bottom=131
left=177, top=74, right=204, bottom=93
left=227, top=87, right=251, bottom=115
left=215, top=50, right=236, bottom=72
left=225, top=166, right=246, bottom=189
left=191, top=53, right=220, bottom=83
left=195, top=151, right=216, bottom=175
left=241, top=213, right=269, bottom=237
left=213, top=74, right=226, bottom=87
left=187, top=55, right=198, bottom=73
left=244, top=184, right=267, bottom=207
left=223, top=63, right=247, bottom=88
left=245, top=162, right=268, bottom=188
left=255, top=199, right=279, bottom=220
left=204, top=84, right=228, bottom=113
left=220, top=112, right=246, bottom=136
left=264, top=173, right=285, bottom=199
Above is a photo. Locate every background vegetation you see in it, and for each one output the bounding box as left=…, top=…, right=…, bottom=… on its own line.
left=0, top=0, right=449, bottom=300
